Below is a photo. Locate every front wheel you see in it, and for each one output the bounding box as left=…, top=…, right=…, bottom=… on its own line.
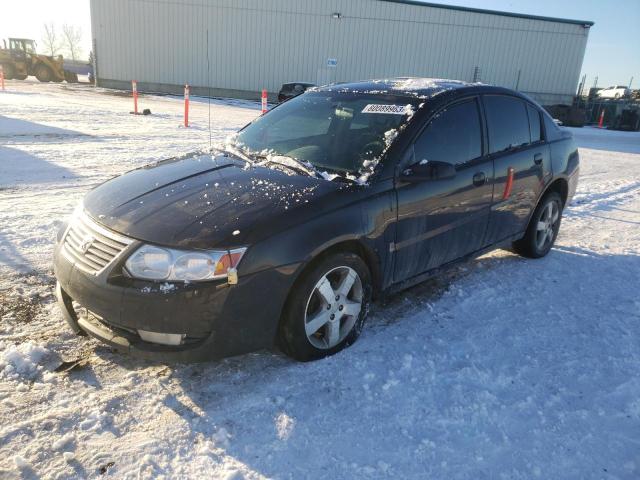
left=35, top=65, right=53, bottom=82
left=513, top=191, right=563, bottom=258
left=64, top=71, right=79, bottom=83
left=279, top=252, right=372, bottom=361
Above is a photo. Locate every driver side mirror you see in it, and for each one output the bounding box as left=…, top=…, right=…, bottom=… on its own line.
left=401, top=160, right=456, bottom=182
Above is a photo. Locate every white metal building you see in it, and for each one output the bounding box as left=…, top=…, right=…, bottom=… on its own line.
left=89, top=0, right=593, bottom=105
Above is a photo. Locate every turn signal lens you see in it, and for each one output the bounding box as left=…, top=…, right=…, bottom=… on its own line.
left=214, top=249, right=247, bottom=276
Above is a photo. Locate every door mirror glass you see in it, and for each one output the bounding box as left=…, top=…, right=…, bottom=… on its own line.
left=402, top=160, right=456, bottom=182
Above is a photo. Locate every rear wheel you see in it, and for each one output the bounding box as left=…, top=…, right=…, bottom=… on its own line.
left=279, top=252, right=372, bottom=361
left=1, top=63, right=15, bottom=80
left=35, top=64, right=53, bottom=82
left=513, top=191, right=562, bottom=258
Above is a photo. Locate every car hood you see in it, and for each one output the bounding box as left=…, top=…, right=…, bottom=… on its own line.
left=83, top=152, right=343, bottom=249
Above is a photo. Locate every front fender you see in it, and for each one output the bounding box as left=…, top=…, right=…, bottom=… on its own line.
left=240, top=199, right=367, bottom=277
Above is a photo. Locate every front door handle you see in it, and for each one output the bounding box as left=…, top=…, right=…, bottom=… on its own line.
left=534, top=153, right=543, bottom=165
left=472, top=172, right=486, bottom=187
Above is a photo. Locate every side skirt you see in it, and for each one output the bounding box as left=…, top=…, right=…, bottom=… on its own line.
left=381, top=232, right=524, bottom=300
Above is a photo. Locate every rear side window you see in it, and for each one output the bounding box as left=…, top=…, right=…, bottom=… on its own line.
left=484, top=95, right=530, bottom=154
left=527, top=104, right=542, bottom=143
left=414, top=99, right=482, bottom=167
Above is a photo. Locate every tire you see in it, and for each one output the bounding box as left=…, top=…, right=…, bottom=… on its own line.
left=64, top=71, right=79, bottom=83
left=35, top=64, right=53, bottom=82
left=279, top=252, right=372, bottom=361
left=513, top=191, right=563, bottom=258
left=14, top=74, right=27, bottom=80
left=1, top=63, right=15, bottom=80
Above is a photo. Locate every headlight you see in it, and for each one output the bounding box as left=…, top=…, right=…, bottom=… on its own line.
left=124, top=245, right=247, bottom=282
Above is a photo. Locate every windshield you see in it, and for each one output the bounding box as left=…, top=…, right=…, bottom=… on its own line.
left=235, top=92, right=418, bottom=175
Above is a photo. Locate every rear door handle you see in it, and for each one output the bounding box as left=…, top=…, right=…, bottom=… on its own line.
left=534, top=153, right=543, bottom=165
left=472, top=172, right=486, bottom=187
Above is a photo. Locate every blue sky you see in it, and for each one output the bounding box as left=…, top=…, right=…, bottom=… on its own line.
left=3, top=0, right=638, bottom=89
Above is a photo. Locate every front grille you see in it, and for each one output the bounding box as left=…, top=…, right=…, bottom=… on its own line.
left=62, top=211, right=133, bottom=274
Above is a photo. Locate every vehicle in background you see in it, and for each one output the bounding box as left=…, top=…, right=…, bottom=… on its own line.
left=612, top=107, right=640, bottom=132
left=545, top=104, right=586, bottom=127
left=596, top=85, right=631, bottom=99
left=0, top=38, right=81, bottom=83
left=54, top=78, right=579, bottom=363
left=277, top=82, right=315, bottom=102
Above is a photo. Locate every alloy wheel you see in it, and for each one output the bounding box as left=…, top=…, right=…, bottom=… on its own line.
left=536, top=200, right=560, bottom=251
left=304, top=266, right=363, bottom=349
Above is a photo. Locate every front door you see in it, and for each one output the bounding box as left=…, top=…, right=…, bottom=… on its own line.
left=393, top=97, right=494, bottom=282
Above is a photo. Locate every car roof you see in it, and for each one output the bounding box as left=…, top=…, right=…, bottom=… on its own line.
left=316, top=77, right=493, bottom=99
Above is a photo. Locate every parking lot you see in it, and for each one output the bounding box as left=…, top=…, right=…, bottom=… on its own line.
left=1, top=80, right=640, bottom=479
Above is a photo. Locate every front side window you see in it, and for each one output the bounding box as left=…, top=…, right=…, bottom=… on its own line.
left=413, top=99, right=482, bottom=167
left=235, top=92, right=418, bottom=173
left=484, top=95, right=530, bottom=154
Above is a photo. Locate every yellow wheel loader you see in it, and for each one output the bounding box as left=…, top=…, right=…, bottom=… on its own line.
left=0, top=38, right=78, bottom=83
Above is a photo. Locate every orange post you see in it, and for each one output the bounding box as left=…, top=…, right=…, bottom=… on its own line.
left=132, top=80, right=138, bottom=114
left=261, top=89, right=268, bottom=114
left=184, top=84, right=190, bottom=127
left=598, top=109, right=605, bottom=128
left=0, top=65, right=5, bottom=91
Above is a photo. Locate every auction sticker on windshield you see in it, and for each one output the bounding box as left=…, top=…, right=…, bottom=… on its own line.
left=361, top=104, right=410, bottom=115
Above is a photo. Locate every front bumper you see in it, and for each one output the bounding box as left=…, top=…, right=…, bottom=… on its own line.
left=54, top=241, right=297, bottom=362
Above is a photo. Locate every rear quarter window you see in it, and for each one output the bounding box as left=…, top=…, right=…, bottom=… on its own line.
left=527, top=104, right=542, bottom=143
left=542, top=112, right=563, bottom=142
left=484, top=95, right=530, bottom=154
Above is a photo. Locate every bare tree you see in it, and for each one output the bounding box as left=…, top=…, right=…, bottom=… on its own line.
left=41, top=23, right=61, bottom=56
left=62, top=24, right=83, bottom=60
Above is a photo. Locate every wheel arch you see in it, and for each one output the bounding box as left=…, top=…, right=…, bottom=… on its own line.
left=519, top=177, right=568, bottom=241
left=543, top=177, right=569, bottom=207
left=274, top=238, right=381, bottom=341
left=300, top=239, right=382, bottom=299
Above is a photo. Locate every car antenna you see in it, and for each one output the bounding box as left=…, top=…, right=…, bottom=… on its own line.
left=207, top=28, right=212, bottom=148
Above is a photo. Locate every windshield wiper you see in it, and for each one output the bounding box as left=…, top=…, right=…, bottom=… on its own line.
left=220, top=145, right=253, bottom=164
left=252, top=154, right=320, bottom=179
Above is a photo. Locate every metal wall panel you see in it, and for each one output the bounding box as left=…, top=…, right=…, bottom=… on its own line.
left=90, top=0, right=591, bottom=104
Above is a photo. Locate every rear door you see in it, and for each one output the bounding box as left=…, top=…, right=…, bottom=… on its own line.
left=482, top=95, right=551, bottom=243
left=393, top=97, right=494, bottom=282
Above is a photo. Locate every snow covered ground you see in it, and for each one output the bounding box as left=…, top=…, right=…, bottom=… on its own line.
left=1, top=80, right=639, bottom=479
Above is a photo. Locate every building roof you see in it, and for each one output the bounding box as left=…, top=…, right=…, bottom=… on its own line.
left=378, top=0, right=595, bottom=27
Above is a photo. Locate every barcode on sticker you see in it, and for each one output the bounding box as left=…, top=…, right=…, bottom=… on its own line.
left=362, top=104, right=408, bottom=115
